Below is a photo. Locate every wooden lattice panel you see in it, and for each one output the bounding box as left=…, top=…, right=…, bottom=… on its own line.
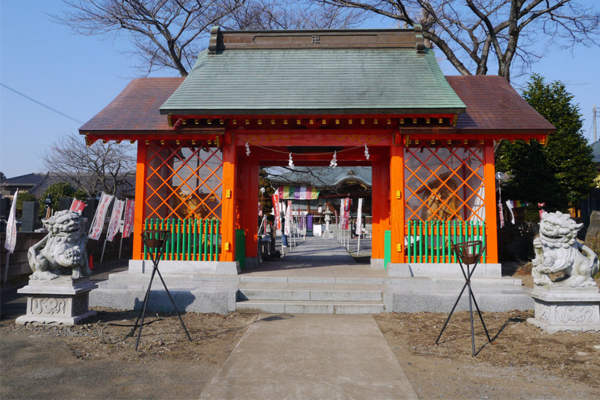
left=404, top=141, right=485, bottom=222
left=145, top=141, right=223, bottom=221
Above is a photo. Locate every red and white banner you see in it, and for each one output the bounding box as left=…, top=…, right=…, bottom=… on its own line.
left=69, top=199, right=86, bottom=214
left=356, top=198, right=363, bottom=235
left=121, top=199, right=135, bottom=238
left=106, top=199, right=125, bottom=242
left=4, top=189, right=18, bottom=254
left=272, top=193, right=281, bottom=230
left=88, top=192, right=114, bottom=240
left=342, top=198, right=351, bottom=230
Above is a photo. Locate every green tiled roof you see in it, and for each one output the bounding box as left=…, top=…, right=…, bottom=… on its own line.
left=160, top=36, right=465, bottom=116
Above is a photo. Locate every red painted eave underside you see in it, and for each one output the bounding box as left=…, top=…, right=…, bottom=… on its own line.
left=80, top=75, right=555, bottom=140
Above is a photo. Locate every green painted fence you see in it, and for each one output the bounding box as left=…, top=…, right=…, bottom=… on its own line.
left=405, top=220, right=486, bottom=264
left=143, top=218, right=220, bottom=262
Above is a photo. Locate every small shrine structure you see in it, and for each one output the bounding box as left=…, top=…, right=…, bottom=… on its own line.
left=81, top=26, right=554, bottom=272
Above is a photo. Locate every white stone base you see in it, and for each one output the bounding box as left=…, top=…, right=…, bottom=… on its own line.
left=129, top=260, right=240, bottom=275
left=527, top=285, right=600, bottom=334
left=15, top=277, right=97, bottom=326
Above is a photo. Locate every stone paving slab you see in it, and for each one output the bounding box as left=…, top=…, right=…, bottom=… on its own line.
left=199, top=314, right=418, bottom=400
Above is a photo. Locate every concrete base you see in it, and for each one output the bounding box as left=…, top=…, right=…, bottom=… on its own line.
left=129, top=260, right=240, bottom=275
left=16, top=277, right=97, bottom=326
left=527, top=285, right=600, bottom=334
left=370, top=258, right=386, bottom=269
left=388, top=263, right=502, bottom=277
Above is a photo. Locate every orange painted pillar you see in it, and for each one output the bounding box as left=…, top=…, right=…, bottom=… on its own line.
left=484, top=140, right=499, bottom=263
left=132, top=142, right=148, bottom=260
left=390, top=140, right=405, bottom=263
left=221, top=132, right=237, bottom=262
left=371, top=150, right=391, bottom=263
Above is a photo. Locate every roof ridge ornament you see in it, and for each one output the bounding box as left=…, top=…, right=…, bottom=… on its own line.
left=208, top=26, right=221, bottom=55
left=414, top=24, right=426, bottom=54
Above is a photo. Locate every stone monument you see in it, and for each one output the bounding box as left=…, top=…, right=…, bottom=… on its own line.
left=323, top=210, right=333, bottom=238
left=527, top=211, right=600, bottom=333
left=16, top=210, right=97, bottom=325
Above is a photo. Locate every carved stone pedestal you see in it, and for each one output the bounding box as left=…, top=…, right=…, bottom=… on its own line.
left=16, top=277, right=98, bottom=326
left=527, top=285, right=600, bottom=334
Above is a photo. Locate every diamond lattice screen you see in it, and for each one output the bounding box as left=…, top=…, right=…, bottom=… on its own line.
left=145, top=141, right=223, bottom=221
left=404, top=141, right=485, bottom=222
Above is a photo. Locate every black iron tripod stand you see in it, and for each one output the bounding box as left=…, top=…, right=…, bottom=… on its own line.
left=129, top=230, right=192, bottom=351
left=435, top=240, right=492, bottom=357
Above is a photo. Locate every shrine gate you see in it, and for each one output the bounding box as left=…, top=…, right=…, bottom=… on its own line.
left=81, top=27, right=554, bottom=273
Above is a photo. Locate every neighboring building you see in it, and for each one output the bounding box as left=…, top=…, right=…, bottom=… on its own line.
left=0, top=173, right=46, bottom=198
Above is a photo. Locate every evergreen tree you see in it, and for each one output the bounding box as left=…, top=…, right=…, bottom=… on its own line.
left=496, top=74, right=595, bottom=221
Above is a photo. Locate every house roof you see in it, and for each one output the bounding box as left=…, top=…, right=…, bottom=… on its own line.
left=269, top=167, right=372, bottom=188
left=2, top=173, right=46, bottom=187
left=159, top=28, right=465, bottom=116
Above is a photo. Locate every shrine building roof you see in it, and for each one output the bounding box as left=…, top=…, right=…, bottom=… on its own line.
left=159, top=27, right=466, bottom=116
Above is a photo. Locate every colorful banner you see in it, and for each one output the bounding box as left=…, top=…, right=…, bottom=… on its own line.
left=356, top=198, right=363, bottom=235
left=285, top=200, right=292, bottom=235
left=69, top=199, right=86, bottom=214
left=106, top=199, right=125, bottom=242
left=4, top=189, right=18, bottom=254
left=277, top=186, right=320, bottom=200
left=272, top=193, right=281, bottom=230
left=121, top=199, right=135, bottom=238
left=342, top=198, right=351, bottom=230
left=88, top=192, right=114, bottom=240
left=307, top=214, right=313, bottom=231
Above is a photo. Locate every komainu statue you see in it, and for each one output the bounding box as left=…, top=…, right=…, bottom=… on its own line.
left=28, top=210, right=91, bottom=281
left=532, top=211, right=599, bottom=288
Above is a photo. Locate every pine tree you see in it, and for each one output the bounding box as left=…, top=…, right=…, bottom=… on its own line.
left=496, top=74, right=595, bottom=221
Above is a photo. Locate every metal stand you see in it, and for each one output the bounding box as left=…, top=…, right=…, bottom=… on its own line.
left=435, top=240, right=492, bottom=357
left=129, top=230, right=192, bottom=350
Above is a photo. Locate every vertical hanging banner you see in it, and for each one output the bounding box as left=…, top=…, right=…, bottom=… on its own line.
left=106, top=199, right=125, bottom=242
left=356, top=198, right=363, bottom=236
left=121, top=199, right=135, bottom=238
left=285, top=200, right=292, bottom=235
left=88, top=192, right=114, bottom=240
left=69, top=199, right=86, bottom=214
left=4, top=189, right=18, bottom=254
left=342, top=198, right=351, bottom=230
left=272, top=193, right=281, bottom=230
left=307, top=214, right=313, bottom=231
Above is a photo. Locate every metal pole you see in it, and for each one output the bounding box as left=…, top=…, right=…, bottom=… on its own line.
left=100, top=239, right=108, bottom=263
left=118, top=234, right=124, bottom=259
left=4, top=253, right=10, bottom=284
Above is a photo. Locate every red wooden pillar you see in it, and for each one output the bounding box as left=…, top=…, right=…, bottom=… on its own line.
left=390, top=140, right=405, bottom=263
left=132, top=142, right=148, bottom=260
left=371, top=150, right=390, bottom=263
left=484, top=140, right=499, bottom=263
left=221, top=131, right=237, bottom=262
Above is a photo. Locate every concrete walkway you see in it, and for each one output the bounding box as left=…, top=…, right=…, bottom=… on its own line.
left=199, top=314, right=418, bottom=400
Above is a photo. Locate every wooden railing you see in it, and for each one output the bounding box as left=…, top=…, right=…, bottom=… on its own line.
left=143, top=218, right=220, bottom=261
left=405, top=220, right=486, bottom=263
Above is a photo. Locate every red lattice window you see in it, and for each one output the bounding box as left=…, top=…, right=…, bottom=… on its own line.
left=404, top=141, right=485, bottom=222
left=145, top=141, right=223, bottom=221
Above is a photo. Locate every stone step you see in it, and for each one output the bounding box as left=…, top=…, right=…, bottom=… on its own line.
left=236, top=300, right=385, bottom=314
left=237, top=283, right=383, bottom=302
left=108, top=271, right=240, bottom=283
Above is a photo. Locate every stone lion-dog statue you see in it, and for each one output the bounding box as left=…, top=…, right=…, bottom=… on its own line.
left=28, top=210, right=91, bottom=281
left=532, top=211, right=599, bottom=288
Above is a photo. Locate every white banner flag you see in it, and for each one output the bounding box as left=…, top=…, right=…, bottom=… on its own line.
left=121, top=199, right=135, bottom=238
left=4, top=189, right=19, bottom=254
left=88, top=192, right=114, bottom=240
left=106, top=199, right=125, bottom=242
left=356, top=198, right=363, bottom=236
left=285, top=200, right=292, bottom=235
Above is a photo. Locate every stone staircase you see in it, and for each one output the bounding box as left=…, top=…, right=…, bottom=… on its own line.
left=236, top=281, right=385, bottom=314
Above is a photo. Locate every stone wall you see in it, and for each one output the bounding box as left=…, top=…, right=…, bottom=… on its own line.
left=0, top=232, right=133, bottom=280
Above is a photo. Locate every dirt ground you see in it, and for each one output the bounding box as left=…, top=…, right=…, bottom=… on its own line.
left=0, top=310, right=257, bottom=399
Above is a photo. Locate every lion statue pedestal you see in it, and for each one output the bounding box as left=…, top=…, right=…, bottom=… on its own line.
left=527, top=211, right=600, bottom=334
left=16, top=210, right=97, bottom=326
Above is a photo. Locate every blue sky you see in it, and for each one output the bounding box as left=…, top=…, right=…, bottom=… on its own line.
left=1, top=1, right=599, bottom=178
